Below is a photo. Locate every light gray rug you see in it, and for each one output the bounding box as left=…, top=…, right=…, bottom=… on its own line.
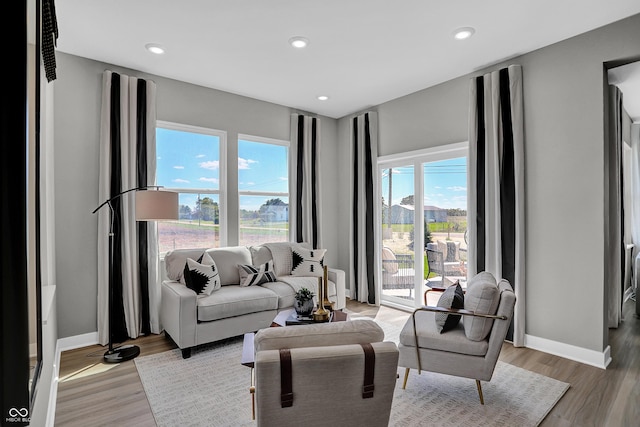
left=135, top=326, right=569, bottom=427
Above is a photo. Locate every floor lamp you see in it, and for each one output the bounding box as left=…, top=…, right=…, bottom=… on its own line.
left=93, top=186, right=178, bottom=363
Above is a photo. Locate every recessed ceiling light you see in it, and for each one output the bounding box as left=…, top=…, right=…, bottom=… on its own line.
left=288, top=36, right=309, bottom=49
left=453, top=27, right=475, bottom=40
left=145, top=43, right=165, bottom=54
left=317, top=95, right=329, bottom=101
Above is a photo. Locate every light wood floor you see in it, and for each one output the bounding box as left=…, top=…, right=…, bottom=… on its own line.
left=55, top=299, right=639, bottom=426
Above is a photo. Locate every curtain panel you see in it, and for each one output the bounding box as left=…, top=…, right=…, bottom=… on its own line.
left=289, top=114, right=322, bottom=248
left=349, top=112, right=379, bottom=305
left=98, top=71, right=159, bottom=345
left=607, top=85, right=624, bottom=328
left=468, top=65, right=525, bottom=346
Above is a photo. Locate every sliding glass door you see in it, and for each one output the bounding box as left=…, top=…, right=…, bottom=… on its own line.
left=379, top=143, right=468, bottom=308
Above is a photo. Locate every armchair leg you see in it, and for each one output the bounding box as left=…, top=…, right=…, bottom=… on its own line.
left=475, top=380, right=484, bottom=405
left=402, top=368, right=410, bottom=389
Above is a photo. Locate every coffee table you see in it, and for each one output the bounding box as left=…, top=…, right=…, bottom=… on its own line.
left=241, top=308, right=348, bottom=419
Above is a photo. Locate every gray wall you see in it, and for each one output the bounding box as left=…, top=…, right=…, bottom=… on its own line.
left=53, top=53, right=339, bottom=338
left=337, top=13, right=640, bottom=353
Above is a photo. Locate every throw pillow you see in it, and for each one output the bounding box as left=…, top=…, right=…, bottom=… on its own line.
left=183, top=257, right=221, bottom=296
left=238, top=260, right=278, bottom=286
left=180, top=251, right=215, bottom=285
left=434, top=282, right=464, bottom=333
left=463, top=271, right=501, bottom=341
left=291, top=247, right=326, bottom=277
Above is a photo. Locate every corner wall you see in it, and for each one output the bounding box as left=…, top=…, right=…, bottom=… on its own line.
left=337, top=13, right=640, bottom=357
left=53, top=54, right=339, bottom=339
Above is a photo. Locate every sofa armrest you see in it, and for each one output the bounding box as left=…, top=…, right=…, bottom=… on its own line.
left=328, top=267, right=346, bottom=310
left=160, top=280, right=197, bottom=349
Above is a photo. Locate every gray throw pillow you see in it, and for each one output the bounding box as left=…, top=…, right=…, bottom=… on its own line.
left=435, top=282, right=464, bottom=333
left=463, top=272, right=500, bottom=341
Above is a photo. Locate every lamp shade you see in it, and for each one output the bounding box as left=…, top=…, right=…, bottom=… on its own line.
left=135, top=190, right=179, bottom=221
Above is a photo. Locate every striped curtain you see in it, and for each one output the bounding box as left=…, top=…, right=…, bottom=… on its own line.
left=350, top=112, right=379, bottom=304
left=97, top=71, right=159, bottom=345
left=468, top=65, right=525, bottom=346
left=290, top=114, right=322, bottom=248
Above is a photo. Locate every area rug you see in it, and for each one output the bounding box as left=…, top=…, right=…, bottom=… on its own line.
left=135, top=332, right=569, bottom=427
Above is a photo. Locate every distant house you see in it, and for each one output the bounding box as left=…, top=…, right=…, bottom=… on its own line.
left=388, top=204, right=447, bottom=224
left=260, top=205, right=289, bottom=222
left=424, top=205, right=447, bottom=223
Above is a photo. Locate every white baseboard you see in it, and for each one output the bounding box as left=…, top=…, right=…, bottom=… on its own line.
left=57, top=332, right=99, bottom=352
left=525, top=334, right=611, bottom=369
left=46, top=332, right=100, bottom=427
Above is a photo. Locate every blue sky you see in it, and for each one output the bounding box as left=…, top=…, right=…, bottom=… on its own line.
left=157, top=127, right=466, bottom=211
left=381, top=157, right=467, bottom=210
left=156, top=129, right=288, bottom=211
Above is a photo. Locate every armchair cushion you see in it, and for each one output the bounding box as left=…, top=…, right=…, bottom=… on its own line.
left=254, top=319, right=384, bottom=352
left=381, top=247, right=398, bottom=274
left=463, top=271, right=501, bottom=341
left=435, top=282, right=464, bottom=333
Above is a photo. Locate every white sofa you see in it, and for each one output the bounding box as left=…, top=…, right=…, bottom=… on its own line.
left=160, top=242, right=346, bottom=358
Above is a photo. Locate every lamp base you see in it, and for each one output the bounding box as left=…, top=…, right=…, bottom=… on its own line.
left=104, top=344, right=140, bottom=363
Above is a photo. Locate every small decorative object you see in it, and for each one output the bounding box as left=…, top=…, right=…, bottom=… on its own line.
left=294, top=287, right=315, bottom=317
left=313, top=276, right=330, bottom=322
left=322, top=265, right=335, bottom=311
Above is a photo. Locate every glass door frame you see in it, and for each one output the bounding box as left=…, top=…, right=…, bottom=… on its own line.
left=377, top=142, right=468, bottom=309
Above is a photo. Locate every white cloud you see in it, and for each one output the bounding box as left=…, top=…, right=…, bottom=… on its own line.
left=434, top=186, right=441, bottom=189
left=173, top=178, right=190, bottom=183
left=173, top=165, right=184, bottom=169
left=279, top=176, right=288, bottom=181
left=199, top=177, right=219, bottom=183
left=238, top=157, right=258, bottom=170
left=196, top=154, right=206, bottom=158
left=447, top=186, right=466, bottom=192
left=199, top=160, right=220, bottom=170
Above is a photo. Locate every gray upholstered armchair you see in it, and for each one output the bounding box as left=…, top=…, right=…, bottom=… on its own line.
left=253, top=319, right=399, bottom=427
left=398, top=272, right=515, bottom=404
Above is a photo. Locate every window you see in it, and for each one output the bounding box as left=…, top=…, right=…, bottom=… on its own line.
left=238, top=135, right=289, bottom=245
left=378, top=142, right=468, bottom=308
left=156, top=122, right=226, bottom=252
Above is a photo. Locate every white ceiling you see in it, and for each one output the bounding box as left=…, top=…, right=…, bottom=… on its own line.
left=609, top=61, right=640, bottom=123
left=55, top=0, right=640, bottom=119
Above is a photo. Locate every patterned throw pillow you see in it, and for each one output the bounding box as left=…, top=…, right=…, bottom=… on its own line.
left=434, top=282, right=464, bottom=333
left=291, top=248, right=326, bottom=277
left=183, top=257, right=221, bottom=296
left=238, top=260, right=278, bottom=287
left=180, top=251, right=215, bottom=285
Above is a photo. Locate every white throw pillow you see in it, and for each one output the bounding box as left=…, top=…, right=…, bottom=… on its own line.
left=463, top=272, right=500, bottom=341
left=238, top=260, right=278, bottom=286
left=291, top=247, right=326, bottom=277
left=180, top=251, right=215, bottom=284
left=183, top=257, right=221, bottom=296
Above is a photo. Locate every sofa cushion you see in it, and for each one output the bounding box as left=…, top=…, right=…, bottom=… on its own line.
left=238, top=260, right=278, bottom=287
left=254, top=319, right=384, bottom=352
left=463, top=272, right=500, bottom=341
left=184, top=257, right=221, bottom=296
left=260, top=281, right=297, bottom=309
left=164, top=248, right=207, bottom=283
left=249, top=245, right=273, bottom=267
left=196, top=285, right=278, bottom=322
left=204, top=246, right=252, bottom=285
left=291, top=247, right=326, bottom=277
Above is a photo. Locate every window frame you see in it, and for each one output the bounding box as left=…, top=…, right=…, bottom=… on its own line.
left=237, top=133, right=290, bottom=244
left=156, top=120, right=228, bottom=248
left=377, top=141, right=468, bottom=309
